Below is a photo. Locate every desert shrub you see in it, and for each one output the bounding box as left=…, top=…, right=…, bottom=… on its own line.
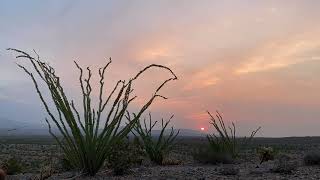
left=193, top=146, right=234, bottom=164
left=130, top=136, right=146, bottom=165
left=257, top=147, right=276, bottom=164
left=9, top=48, right=177, bottom=176
left=107, top=137, right=132, bottom=175
left=107, top=136, right=145, bottom=175
left=2, top=157, right=23, bottom=175
left=271, top=154, right=297, bottom=174
left=206, top=111, right=260, bottom=157
left=130, top=113, right=180, bottom=165
left=304, top=151, right=320, bottom=165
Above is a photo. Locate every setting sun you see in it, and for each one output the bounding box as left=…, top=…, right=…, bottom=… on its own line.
left=200, top=127, right=205, bottom=131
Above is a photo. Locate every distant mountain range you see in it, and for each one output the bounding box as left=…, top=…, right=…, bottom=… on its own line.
left=0, top=117, right=205, bottom=137
left=0, top=127, right=205, bottom=137
left=0, top=117, right=40, bottom=129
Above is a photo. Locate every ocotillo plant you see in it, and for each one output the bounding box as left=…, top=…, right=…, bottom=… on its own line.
left=8, top=48, right=177, bottom=176
left=129, top=113, right=180, bottom=165
left=206, top=111, right=260, bottom=157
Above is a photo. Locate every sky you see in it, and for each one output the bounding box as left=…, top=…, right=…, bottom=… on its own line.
left=1, top=0, right=320, bottom=137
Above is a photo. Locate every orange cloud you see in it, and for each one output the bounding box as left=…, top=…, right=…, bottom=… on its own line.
left=235, top=30, right=320, bottom=74
left=182, top=66, right=221, bottom=91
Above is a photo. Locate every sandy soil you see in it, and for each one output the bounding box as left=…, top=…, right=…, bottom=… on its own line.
left=2, top=136, right=320, bottom=179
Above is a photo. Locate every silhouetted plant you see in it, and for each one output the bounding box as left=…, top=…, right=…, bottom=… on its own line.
left=129, top=113, right=180, bottom=165
left=8, top=48, right=177, bottom=176
left=206, top=111, right=260, bottom=157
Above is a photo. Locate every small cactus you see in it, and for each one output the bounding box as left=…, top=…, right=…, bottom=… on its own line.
left=258, top=147, right=275, bottom=164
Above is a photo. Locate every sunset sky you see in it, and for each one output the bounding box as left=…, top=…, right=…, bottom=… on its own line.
left=1, top=1, right=320, bottom=137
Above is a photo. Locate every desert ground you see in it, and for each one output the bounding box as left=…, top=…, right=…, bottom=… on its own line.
left=1, top=135, right=320, bottom=180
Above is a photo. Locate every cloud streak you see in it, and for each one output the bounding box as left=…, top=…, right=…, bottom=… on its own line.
left=235, top=30, right=320, bottom=74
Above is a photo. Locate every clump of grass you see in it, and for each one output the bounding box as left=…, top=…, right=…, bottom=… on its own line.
left=8, top=48, right=177, bottom=176
left=304, top=151, right=320, bottom=165
left=206, top=111, right=260, bottom=158
left=130, top=113, right=180, bottom=165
